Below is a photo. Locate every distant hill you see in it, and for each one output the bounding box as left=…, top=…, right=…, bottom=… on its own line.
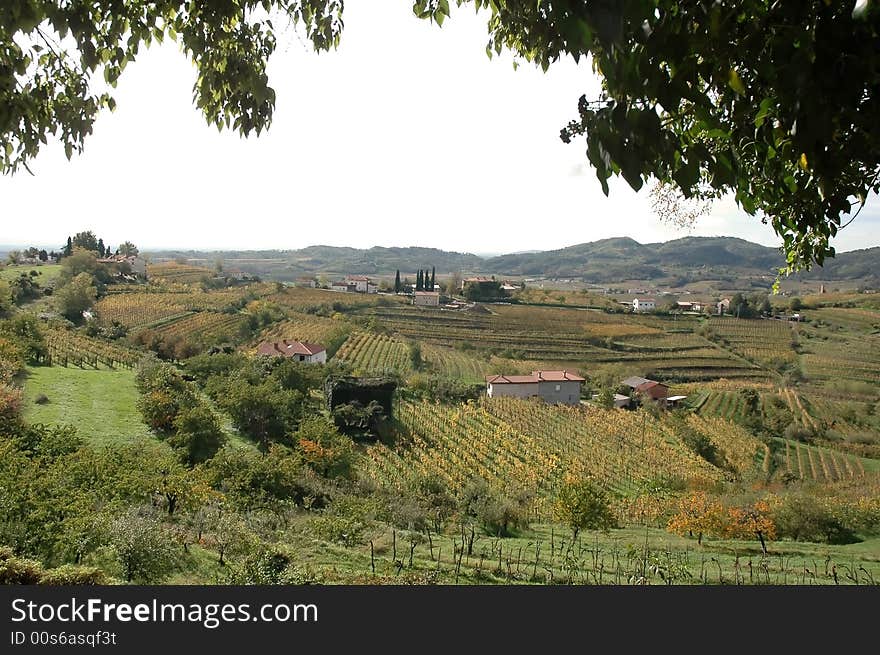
left=142, top=238, right=877, bottom=284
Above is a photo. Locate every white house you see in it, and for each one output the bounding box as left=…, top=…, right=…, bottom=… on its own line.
left=331, top=281, right=357, bottom=293
left=632, top=298, right=656, bottom=312
left=412, top=291, right=440, bottom=307
left=256, top=340, right=327, bottom=363
left=486, top=370, right=585, bottom=405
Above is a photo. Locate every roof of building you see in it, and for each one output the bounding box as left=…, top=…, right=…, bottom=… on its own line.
left=464, top=276, right=493, bottom=283
left=634, top=298, right=656, bottom=302
left=414, top=291, right=440, bottom=296
left=257, top=340, right=325, bottom=357
left=486, top=370, right=586, bottom=384
left=345, top=275, right=370, bottom=281
left=666, top=395, right=688, bottom=402
left=622, top=376, right=653, bottom=388
left=635, top=380, right=668, bottom=392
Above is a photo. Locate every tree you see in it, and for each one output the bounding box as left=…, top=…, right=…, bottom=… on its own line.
left=118, top=241, right=139, bottom=256
left=107, top=507, right=177, bottom=583
left=554, top=478, right=616, bottom=541
left=430, top=266, right=436, bottom=291
left=726, top=500, right=777, bottom=555
left=789, top=297, right=804, bottom=313
left=63, top=237, right=73, bottom=258
left=38, top=250, right=48, bottom=262
left=394, top=270, right=401, bottom=293
left=416, top=270, right=423, bottom=292
left=55, top=272, right=97, bottom=321
left=97, top=238, right=106, bottom=257
left=294, top=417, right=355, bottom=479
left=446, top=272, right=462, bottom=296
left=6, top=251, right=21, bottom=265
left=71, top=231, right=99, bottom=253
left=667, top=492, right=726, bottom=546
left=169, top=405, right=227, bottom=467
left=6, top=3, right=872, bottom=274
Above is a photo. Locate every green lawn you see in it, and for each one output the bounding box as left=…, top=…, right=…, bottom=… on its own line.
left=0, top=263, right=62, bottom=284
left=22, top=365, right=153, bottom=446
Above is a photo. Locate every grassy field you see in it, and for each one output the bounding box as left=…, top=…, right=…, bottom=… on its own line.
left=0, top=263, right=62, bottom=284
left=21, top=365, right=153, bottom=445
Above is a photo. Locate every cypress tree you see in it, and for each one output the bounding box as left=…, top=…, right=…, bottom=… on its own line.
left=430, top=266, right=436, bottom=291
left=64, top=236, right=73, bottom=257
left=97, top=238, right=105, bottom=257
left=394, top=270, right=401, bottom=293
left=416, top=270, right=423, bottom=291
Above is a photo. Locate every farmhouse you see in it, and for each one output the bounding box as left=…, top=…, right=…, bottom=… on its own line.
left=344, top=275, right=378, bottom=294
left=99, top=254, right=147, bottom=278
left=632, top=298, right=656, bottom=312
left=331, top=281, right=358, bottom=293
left=621, top=376, right=669, bottom=406
left=486, top=370, right=585, bottom=405
left=676, top=301, right=703, bottom=312
left=717, top=298, right=731, bottom=315
left=256, top=340, right=327, bottom=363
left=412, top=291, right=440, bottom=306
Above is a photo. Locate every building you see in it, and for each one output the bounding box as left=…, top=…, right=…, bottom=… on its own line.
left=256, top=340, right=327, bottom=363
left=591, top=392, right=631, bottom=408
left=412, top=291, right=440, bottom=307
left=621, top=376, right=669, bottom=406
left=342, top=275, right=378, bottom=294
left=331, top=281, right=358, bottom=293
left=632, top=298, right=656, bottom=312
left=717, top=298, right=731, bottom=315
left=295, top=277, right=317, bottom=288
left=100, top=254, right=147, bottom=278
left=486, top=370, right=585, bottom=405
left=666, top=395, right=688, bottom=408
left=676, top=301, right=703, bottom=312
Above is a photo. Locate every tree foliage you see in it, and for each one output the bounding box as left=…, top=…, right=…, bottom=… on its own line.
left=554, top=477, right=616, bottom=540
left=4, top=2, right=877, bottom=272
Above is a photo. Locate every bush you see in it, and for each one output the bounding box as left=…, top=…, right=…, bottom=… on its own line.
left=772, top=495, right=859, bottom=544
left=0, top=546, right=44, bottom=584
left=33, top=393, right=49, bottom=405
left=39, top=564, right=112, bottom=585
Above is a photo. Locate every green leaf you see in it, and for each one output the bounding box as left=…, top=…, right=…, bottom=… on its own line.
left=728, top=69, right=745, bottom=96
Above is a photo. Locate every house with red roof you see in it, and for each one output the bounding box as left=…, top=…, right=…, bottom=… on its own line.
left=485, top=370, right=585, bottom=405
left=621, top=376, right=670, bottom=406
left=256, top=340, right=327, bottom=364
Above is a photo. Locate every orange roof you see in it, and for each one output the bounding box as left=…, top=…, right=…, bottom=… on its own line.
left=257, top=340, right=325, bottom=357
left=635, top=380, right=668, bottom=392
left=486, top=370, right=585, bottom=384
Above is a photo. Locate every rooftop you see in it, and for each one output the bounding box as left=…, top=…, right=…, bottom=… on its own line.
left=257, top=340, right=326, bottom=357
left=486, top=370, right=586, bottom=384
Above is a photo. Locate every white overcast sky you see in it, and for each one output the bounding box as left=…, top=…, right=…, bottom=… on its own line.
left=1, top=4, right=878, bottom=255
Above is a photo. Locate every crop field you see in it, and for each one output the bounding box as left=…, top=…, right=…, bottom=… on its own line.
left=363, top=398, right=753, bottom=510
left=358, top=304, right=765, bottom=382
left=707, top=316, right=798, bottom=369
left=149, top=311, right=246, bottom=343
left=333, top=332, right=413, bottom=375
left=266, top=288, right=404, bottom=313
left=251, top=312, right=350, bottom=349
left=95, top=286, right=272, bottom=329
left=45, top=328, right=142, bottom=369
left=775, top=438, right=875, bottom=482
left=146, top=262, right=214, bottom=284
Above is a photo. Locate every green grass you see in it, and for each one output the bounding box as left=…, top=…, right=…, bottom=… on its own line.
left=22, top=365, right=153, bottom=446
left=0, top=263, right=62, bottom=284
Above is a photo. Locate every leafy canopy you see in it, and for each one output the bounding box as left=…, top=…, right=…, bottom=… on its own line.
left=3, top=1, right=878, bottom=272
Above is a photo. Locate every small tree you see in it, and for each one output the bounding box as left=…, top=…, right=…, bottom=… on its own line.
left=118, top=241, right=139, bottom=256
left=55, top=272, right=97, bottom=321
left=394, top=270, right=401, bottom=293
left=725, top=500, right=776, bottom=555
left=430, top=266, right=435, bottom=290
left=555, top=478, right=616, bottom=541
left=667, top=492, right=726, bottom=546
left=169, top=404, right=227, bottom=467
left=408, top=341, right=422, bottom=370
left=107, top=508, right=177, bottom=583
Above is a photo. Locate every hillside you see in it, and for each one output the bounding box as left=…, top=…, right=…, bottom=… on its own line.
left=142, top=237, right=877, bottom=284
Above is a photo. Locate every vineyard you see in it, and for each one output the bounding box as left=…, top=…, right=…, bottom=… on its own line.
left=148, top=311, right=246, bottom=343
left=251, top=312, right=350, bottom=351
left=146, top=262, right=214, bottom=285
left=706, top=316, right=798, bottom=369
left=45, top=328, right=142, bottom=369
left=775, top=438, right=872, bottom=482
left=362, top=398, right=749, bottom=513
left=359, top=304, right=765, bottom=382
left=333, top=332, right=412, bottom=375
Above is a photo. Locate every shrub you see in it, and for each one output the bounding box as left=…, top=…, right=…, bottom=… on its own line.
left=0, top=547, right=44, bottom=584
left=39, top=564, right=112, bottom=585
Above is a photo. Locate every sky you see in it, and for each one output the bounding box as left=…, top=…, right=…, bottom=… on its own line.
left=2, top=4, right=878, bottom=255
